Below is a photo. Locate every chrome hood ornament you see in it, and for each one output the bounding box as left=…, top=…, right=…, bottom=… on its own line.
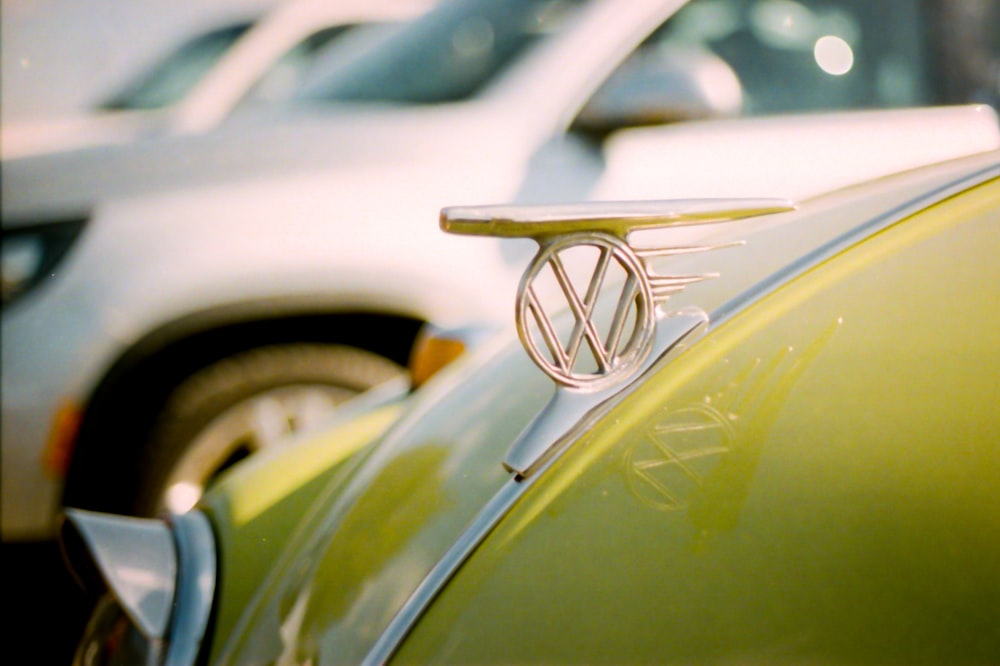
left=442, top=198, right=796, bottom=476
left=442, top=199, right=795, bottom=390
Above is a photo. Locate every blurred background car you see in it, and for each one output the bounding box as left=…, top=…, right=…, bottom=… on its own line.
left=0, top=0, right=434, bottom=159
left=62, top=149, right=1000, bottom=665
left=3, top=0, right=999, bottom=544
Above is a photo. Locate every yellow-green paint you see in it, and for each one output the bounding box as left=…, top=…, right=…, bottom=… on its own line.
left=215, top=402, right=405, bottom=526
left=199, top=403, right=403, bottom=655
left=216, top=340, right=554, bottom=665
left=394, top=180, right=1000, bottom=663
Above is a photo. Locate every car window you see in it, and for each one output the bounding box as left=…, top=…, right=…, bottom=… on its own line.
left=100, top=21, right=254, bottom=111
left=929, top=0, right=1000, bottom=108
left=579, top=0, right=953, bottom=127
left=240, top=24, right=359, bottom=107
left=658, top=0, right=932, bottom=113
left=296, top=0, right=587, bottom=105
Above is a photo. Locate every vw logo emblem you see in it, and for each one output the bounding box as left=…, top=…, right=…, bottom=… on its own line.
left=516, top=233, right=655, bottom=390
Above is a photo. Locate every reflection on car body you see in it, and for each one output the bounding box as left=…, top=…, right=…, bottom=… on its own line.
left=62, top=149, right=1000, bottom=665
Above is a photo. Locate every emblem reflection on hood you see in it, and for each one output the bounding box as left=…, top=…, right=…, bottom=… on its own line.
left=441, top=199, right=796, bottom=392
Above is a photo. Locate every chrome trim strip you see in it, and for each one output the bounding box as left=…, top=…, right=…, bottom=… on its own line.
left=441, top=198, right=797, bottom=238
left=712, top=161, right=1000, bottom=327
left=365, top=161, right=999, bottom=664
left=362, top=478, right=525, bottom=666
left=164, top=511, right=217, bottom=666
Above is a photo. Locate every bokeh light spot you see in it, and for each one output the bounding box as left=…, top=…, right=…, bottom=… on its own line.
left=814, top=35, right=853, bottom=75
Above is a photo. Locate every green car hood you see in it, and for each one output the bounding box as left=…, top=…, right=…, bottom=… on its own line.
left=203, top=153, right=1000, bottom=665
left=205, top=328, right=551, bottom=664
left=398, top=170, right=1000, bottom=664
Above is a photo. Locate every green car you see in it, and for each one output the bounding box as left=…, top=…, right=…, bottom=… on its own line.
left=63, top=150, right=1000, bottom=665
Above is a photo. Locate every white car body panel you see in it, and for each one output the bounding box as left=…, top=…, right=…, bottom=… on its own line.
left=0, top=0, right=432, bottom=159
left=595, top=105, right=1000, bottom=200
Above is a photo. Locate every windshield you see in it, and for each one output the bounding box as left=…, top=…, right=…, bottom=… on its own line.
left=100, top=21, right=254, bottom=111
left=296, top=0, right=587, bottom=106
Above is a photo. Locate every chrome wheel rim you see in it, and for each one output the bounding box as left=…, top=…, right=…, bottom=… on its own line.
left=159, top=383, right=355, bottom=514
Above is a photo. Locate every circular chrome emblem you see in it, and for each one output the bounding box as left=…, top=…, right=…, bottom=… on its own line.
left=515, top=233, right=655, bottom=390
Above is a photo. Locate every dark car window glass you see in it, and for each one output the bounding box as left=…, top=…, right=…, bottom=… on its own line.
left=655, top=0, right=932, bottom=114
left=100, top=21, right=254, bottom=111
left=240, top=24, right=358, bottom=106
left=580, top=0, right=948, bottom=123
left=929, top=0, right=1000, bottom=107
left=296, top=0, right=587, bottom=105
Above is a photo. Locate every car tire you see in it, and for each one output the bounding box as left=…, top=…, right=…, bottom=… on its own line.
left=134, top=343, right=405, bottom=516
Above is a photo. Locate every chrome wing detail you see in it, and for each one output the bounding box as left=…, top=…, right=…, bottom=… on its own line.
left=442, top=198, right=795, bottom=391
left=442, top=198, right=796, bottom=476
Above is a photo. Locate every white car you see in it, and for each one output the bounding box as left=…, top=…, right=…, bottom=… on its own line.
left=0, top=0, right=433, bottom=159
left=3, top=0, right=998, bottom=541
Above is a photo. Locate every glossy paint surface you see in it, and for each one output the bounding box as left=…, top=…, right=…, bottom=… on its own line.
left=395, top=180, right=1000, bottom=663
left=211, top=334, right=554, bottom=665
left=200, top=400, right=404, bottom=650
left=198, top=155, right=999, bottom=664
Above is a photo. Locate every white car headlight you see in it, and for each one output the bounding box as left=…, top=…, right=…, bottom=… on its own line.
left=1, top=218, right=87, bottom=306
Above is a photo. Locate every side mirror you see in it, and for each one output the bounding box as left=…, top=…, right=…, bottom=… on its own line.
left=574, top=44, right=743, bottom=134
